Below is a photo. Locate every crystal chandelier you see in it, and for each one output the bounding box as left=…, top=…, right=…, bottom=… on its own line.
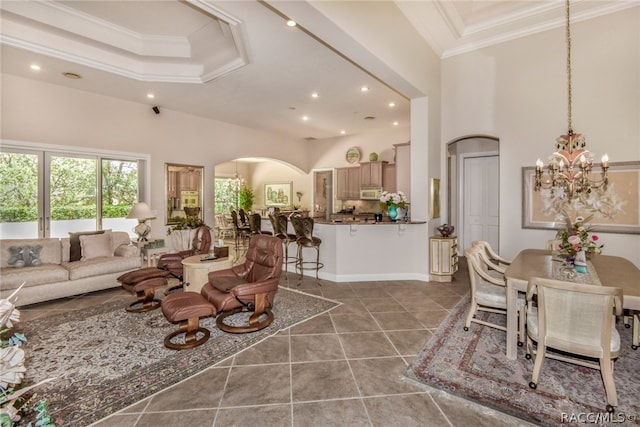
left=534, top=0, right=609, bottom=200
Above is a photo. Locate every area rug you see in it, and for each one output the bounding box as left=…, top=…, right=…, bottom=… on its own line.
left=404, top=295, right=640, bottom=427
left=18, top=287, right=339, bottom=426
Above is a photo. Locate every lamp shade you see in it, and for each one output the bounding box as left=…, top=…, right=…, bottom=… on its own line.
left=126, top=202, right=155, bottom=220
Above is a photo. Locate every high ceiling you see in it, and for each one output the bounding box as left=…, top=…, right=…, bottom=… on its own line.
left=1, top=1, right=633, bottom=141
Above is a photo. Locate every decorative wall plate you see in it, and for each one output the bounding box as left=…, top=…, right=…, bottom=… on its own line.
left=346, top=146, right=361, bottom=164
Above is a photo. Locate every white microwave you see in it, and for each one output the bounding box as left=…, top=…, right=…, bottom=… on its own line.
left=360, top=187, right=383, bottom=200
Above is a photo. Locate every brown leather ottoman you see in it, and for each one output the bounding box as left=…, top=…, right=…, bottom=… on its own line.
left=161, top=291, right=217, bottom=350
left=118, top=267, right=170, bottom=313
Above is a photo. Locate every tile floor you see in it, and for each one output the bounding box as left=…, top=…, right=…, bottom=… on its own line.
left=19, top=257, right=535, bottom=427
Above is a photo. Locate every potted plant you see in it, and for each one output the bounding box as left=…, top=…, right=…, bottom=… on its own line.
left=239, top=185, right=254, bottom=212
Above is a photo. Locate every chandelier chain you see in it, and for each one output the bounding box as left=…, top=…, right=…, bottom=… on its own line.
left=566, top=0, right=572, bottom=133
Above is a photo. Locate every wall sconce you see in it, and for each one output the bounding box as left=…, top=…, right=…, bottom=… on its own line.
left=296, top=191, right=303, bottom=202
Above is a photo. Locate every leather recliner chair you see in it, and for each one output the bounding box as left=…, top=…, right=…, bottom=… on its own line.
left=161, top=234, right=284, bottom=349
left=157, top=225, right=212, bottom=293
left=202, top=234, right=283, bottom=333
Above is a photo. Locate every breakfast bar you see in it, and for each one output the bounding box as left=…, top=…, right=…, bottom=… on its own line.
left=300, top=220, right=429, bottom=282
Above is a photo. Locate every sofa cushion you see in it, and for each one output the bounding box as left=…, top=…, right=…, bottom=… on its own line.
left=64, top=256, right=142, bottom=281
left=0, top=264, right=69, bottom=290
left=80, top=233, right=113, bottom=260
left=1, top=238, right=62, bottom=268
left=7, top=245, right=43, bottom=268
left=69, top=230, right=107, bottom=261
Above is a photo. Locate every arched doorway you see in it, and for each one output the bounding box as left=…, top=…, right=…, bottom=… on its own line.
left=447, top=136, right=500, bottom=255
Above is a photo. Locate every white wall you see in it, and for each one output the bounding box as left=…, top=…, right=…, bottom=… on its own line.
left=0, top=75, right=310, bottom=239
left=441, top=8, right=640, bottom=266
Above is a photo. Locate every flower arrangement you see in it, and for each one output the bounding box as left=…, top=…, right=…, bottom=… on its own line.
left=0, top=284, right=55, bottom=426
left=379, top=191, right=407, bottom=209
left=556, top=215, right=603, bottom=257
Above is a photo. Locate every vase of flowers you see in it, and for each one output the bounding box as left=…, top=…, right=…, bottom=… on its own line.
left=379, top=191, right=407, bottom=222
left=555, top=215, right=603, bottom=262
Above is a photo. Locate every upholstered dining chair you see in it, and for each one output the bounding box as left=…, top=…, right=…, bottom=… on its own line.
left=525, top=276, right=623, bottom=412
left=214, top=213, right=234, bottom=240
left=472, top=241, right=511, bottom=269
left=464, top=246, right=526, bottom=345
left=157, top=225, right=212, bottom=293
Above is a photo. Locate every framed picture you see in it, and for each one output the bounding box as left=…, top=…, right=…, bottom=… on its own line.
left=265, top=182, right=292, bottom=207
left=522, top=161, right=640, bottom=234
left=430, top=178, right=441, bottom=219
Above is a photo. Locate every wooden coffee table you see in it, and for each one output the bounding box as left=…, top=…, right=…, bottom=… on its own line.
left=181, top=254, right=232, bottom=293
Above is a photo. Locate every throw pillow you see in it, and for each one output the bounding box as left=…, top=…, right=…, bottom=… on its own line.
left=7, top=245, right=43, bottom=268
left=69, top=230, right=108, bottom=261
left=79, top=233, right=113, bottom=260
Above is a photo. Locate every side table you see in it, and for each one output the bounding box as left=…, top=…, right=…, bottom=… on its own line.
left=141, top=246, right=169, bottom=267
left=181, top=254, right=232, bottom=293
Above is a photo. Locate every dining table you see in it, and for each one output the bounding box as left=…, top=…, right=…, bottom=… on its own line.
left=503, top=249, right=640, bottom=360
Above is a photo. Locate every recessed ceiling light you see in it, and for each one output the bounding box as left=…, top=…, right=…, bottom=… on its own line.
left=302, top=116, right=309, bottom=121
left=360, top=86, right=369, bottom=92
left=311, top=92, right=319, bottom=98
left=388, top=102, right=396, bottom=107
left=147, top=93, right=155, bottom=99
left=340, top=130, right=346, bottom=135
left=30, top=64, right=41, bottom=71
left=62, top=72, right=82, bottom=79
left=393, top=121, right=399, bottom=126
left=286, top=19, right=297, bottom=27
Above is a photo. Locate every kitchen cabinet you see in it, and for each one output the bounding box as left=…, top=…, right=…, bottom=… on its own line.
left=336, top=166, right=360, bottom=200
left=179, top=170, right=200, bottom=191
left=359, top=161, right=387, bottom=187
left=383, top=163, right=396, bottom=193
left=430, top=236, right=458, bottom=282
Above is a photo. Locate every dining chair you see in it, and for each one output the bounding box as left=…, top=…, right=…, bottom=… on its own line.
left=464, top=246, right=526, bottom=345
left=525, top=276, right=623, bottom=413
left=472, top=240, right=511, bottom=269
left=214, top=213, right=234, bottom=240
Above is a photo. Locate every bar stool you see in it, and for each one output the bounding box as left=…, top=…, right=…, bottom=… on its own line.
left=290, top=216, right=323, bottom=282
left=249, top=213, right=272, bottom=235
left=270, top=213, right=297, bottom=278
left=231, top=210, right=251, bottom=253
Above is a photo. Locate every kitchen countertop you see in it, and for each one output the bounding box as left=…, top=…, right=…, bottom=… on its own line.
left=313, top=218, right=426, bottom=225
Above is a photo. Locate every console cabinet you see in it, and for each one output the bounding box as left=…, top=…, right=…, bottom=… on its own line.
left=429, top=236, right=458, bottom=282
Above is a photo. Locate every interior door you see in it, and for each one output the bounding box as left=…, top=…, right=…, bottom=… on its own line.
left=462, top=155, right=499, bottom=252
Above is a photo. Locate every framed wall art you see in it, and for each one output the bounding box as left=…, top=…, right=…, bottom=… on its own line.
left=430, top=178, right=441, bottom=219
left=522, top=161, right=640, bottom=234
left=264, top=182, right=292, bottom=207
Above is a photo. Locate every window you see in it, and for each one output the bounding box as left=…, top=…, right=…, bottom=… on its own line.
left=0, top=143, right=148, bottom=239
left=214, top=177, right=242, bottom=214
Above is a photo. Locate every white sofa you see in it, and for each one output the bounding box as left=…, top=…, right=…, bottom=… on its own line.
left=0, top=231, right=142, bottom=307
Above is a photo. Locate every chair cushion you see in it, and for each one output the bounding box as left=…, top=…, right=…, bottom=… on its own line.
left=117, top=267, right=170, bottom=285
left=474, top=280, right=508, bottom=308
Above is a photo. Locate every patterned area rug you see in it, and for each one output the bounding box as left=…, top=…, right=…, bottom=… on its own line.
left=19, top=288, right=339, bottom=426
left=404, top=295, right=640, bottom=427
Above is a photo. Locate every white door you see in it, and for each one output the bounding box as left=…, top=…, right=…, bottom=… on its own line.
left=463, top=155, right=499, bottom=252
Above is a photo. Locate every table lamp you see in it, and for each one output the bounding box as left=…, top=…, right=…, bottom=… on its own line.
left=127, top=202, right=156, bottom=243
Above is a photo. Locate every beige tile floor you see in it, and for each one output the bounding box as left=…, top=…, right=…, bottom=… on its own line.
left=19, top=256, right=535, bottom=427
